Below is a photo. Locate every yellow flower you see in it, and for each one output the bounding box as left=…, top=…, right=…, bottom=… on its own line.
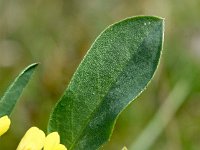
left=0, top=115, right=67, bottom=150
left=0, top=115, right=11, bottom=136
left=44, top=132, right=67, bottom=150
left=16, top=127, right=46, bottom=150
left=17, top=127, right=67, bottom=150
left=53, top=144, right=67, bottom=150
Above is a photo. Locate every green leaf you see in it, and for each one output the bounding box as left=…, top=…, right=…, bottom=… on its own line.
left=48, top=16, right=164, bottom=150
left=0, top=63, right=38, bottom=117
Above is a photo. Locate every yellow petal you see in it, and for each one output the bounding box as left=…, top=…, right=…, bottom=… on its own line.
left=122, top=146, right=128, bottom=150
left=54, top=144, right=67, bottom=150
left=44, top=132, right=60, bottom=150
left=17, top=127, right=45, bottom=150
left=0, top=115, right=11, bottom=136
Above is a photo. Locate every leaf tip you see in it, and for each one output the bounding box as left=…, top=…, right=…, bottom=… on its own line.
left=30, top=62, right=40, bottom=67
left=26, top=62, right=40, bottom=70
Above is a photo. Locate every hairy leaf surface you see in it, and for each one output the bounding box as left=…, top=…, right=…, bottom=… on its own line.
left=48, top=16, right=164, bottom=150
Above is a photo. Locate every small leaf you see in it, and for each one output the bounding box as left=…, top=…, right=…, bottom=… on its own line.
left=48, top=16, right=164, bottom=150
left=0, top=63, right=38, bottom=117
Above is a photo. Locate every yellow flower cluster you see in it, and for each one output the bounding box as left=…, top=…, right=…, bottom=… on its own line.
left=0, top=115, right=67, bottom=150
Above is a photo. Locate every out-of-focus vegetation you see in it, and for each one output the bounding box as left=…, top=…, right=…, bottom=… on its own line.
left=0, top=0, right=200, bottom=149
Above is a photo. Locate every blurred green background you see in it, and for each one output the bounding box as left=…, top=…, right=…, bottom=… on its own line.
left=0, top=0, right=200, bottom=149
